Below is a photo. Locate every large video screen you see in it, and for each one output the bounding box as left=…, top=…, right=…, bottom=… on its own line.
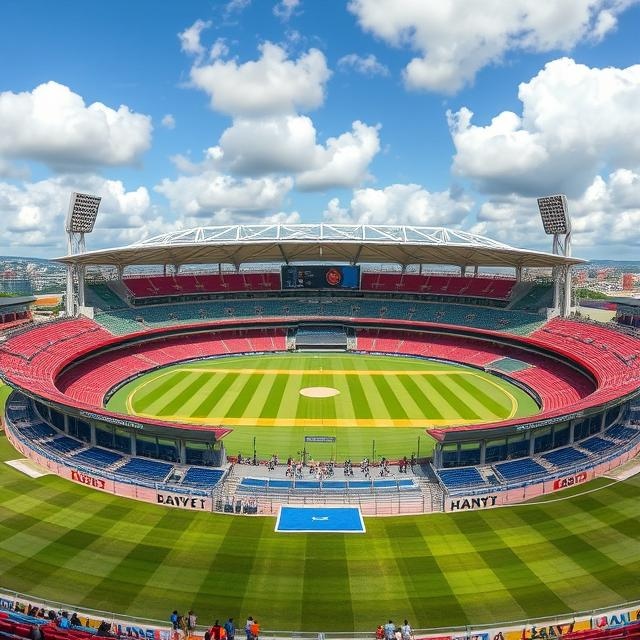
left=281, top=265, right=360, bottom=290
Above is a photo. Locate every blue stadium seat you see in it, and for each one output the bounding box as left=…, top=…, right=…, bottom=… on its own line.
left=494, top=458, right=547, bottom=481
left=437, top=467, right=487, bottom=490
left=181, top=467, right=225, bottom=488
left=47, top=436, right=83, bottom=454
left=606, top=425, right=639, bottom=441
left=118, top=457, right=173, bottom=481
left=71, top=447, right=123, bottom=468
left=580, top=436, right=617, bottom=455
left=541, top=446, right=589, bottom=468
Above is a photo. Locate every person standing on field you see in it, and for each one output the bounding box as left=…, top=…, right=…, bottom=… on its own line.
left=401, top=620, right=413, bottom=640
left=223, top=618, right=235, bottom=640
left=384, top=620, right=395, bottom=640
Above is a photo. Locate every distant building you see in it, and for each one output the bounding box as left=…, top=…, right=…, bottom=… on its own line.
left=622, top=273, right=635, bottom=291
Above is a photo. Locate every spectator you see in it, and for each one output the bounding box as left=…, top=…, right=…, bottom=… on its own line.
left=188, top=611, right=197, bottom=632
left=170, top=611, right=179, bottom=630
left=70, top=613, right=82, bottom=627
left=250, top=620, right=259, bottom=640
left=210, top=620, right=223, bottom=640
left=97, top=621, right=113, bottom=637
left=401, top=620, right=413, bottom=640
left=59, top=613, right=71, bottom=630
left=245, top=617, right=254, bottom=640
left=384, top=620, right=395, bottom=640
left=224, top=618, right=235, bottom=640
left=29, top=626, right=42, bottom=640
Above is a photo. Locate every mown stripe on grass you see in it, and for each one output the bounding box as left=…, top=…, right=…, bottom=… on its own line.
left=155, top=373, right=211, bottom=417
left=193, top=514, right=269, bottom=618
left=386, top=520, right=468, bottom=627
left=396, top=374, right=444, bottom=420
left=190, top=373, right=237, bottom=417
left=452, top=374, right=512, bottom=418
left=302, top=536, right=354, bottom=630
left=371, top=375, right=409, bottom=420
left=225, top=370, right=266, bottom=418
left=424, top=374, right=479, bottom=421
left=80, top=509, right=186, bottom=612
left=515, top=507, right=640, bottom=601
left=345, top=374, right=373, bottom=420
left=468, top=512, right=570, bottom=617
left=260, top=376, right=288, bottom=418
left=133, top=371, right=190, bottom=411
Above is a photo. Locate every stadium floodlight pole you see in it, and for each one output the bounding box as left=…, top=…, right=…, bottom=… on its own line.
left=537, top=194, right=572, bottom=318
left=65, top=192, right=101, bottom=316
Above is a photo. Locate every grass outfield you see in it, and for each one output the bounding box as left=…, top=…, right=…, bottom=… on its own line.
left=0, top=441, right=639, bottom=628
left=107, top=353, right=539, bottom=459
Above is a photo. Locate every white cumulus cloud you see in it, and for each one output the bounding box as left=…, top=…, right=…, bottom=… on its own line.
left=217, top=117, right=381, bottom=190
left=189, top=41, right=331, bottom=117
left=349, top=0, right=637, bottom=93
left=0, top=81, right=152, bottom=172
left=0, top=175, right=168, bottom=253
left=471, top=169, right=640, bottom=255
left=338, top=53, right=389, bottom=77
left=449, top=58, right=640, bottom=197
left=296, top=121, right=381, bottom=191
left=274, top=0, right=301, bottom=21
left=324, top=183, right=474, bottom=226
left=155, top=171, right=293, bottom=220
left=161, top=114, right=176, bottom=129
left=178, top=19, right=212, bottom=61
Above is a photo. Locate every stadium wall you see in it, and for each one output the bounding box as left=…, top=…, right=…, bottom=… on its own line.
left=444, top=443, right=640, bottom=512
left=1, top=588, right=639, bottom=640
left=4, top=426, right=214, bottom=512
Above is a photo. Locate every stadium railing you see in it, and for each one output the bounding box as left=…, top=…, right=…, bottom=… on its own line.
left=1, top=588, right=639, bottom=640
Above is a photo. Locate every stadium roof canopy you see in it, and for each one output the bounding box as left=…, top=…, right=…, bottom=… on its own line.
left=56, top=224, right=585, bottom=269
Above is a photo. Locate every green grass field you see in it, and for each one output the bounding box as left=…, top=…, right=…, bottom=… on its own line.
left=106, top=353, right=539, bottom=459
left=0, top=432, right=639, bottom=631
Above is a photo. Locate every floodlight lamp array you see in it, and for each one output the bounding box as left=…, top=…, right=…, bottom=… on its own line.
left=66, top=192, right=101, bottom=234
left=537, top=194, right=570, bottom=235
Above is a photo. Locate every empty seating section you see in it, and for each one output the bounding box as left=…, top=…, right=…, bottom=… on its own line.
left=85, top=283, right=127, bottom=311
left=117, top=458, right=173, bottom=481
left=47, top=436, right=83, bottom=454
left=123, top=272, right=281, bottom=298
left=71, top=447, right=123, bottom=468
left=5, top=401, right=57, bottom=439
left=533, top=319, right=640, bottom=388
left=96, top=298, right=546, bottom=336
left=509, top=283, right=555, bottom=310
left=57, top=328, right=287, bottom=406
left=181, top=467, right=225, bottom=488
left=541, top=446, right=589, bottom=467
left=0, top=309, right=32, bottom=331
left=580, top=436, right=618, bottom=455
left=606, top=424, right=639, bottom=441
left=295, top=325, right=348, bottom=346
left=437, top=467, right=487, bottom=490
left=494, top=458, right=547, bottom=481
left=361, top=273, right=516, bottom=299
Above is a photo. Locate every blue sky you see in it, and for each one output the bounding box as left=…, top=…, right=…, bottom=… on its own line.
left=1, top=0, right=640, bottom=259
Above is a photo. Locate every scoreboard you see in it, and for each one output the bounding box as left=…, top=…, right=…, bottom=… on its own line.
left=281, top=265, right=360, bottom=290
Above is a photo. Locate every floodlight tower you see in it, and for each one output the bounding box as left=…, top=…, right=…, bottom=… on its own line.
left=537, top=194, right=572, bottom=318
left=65, top=192, right=101, bottom=316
